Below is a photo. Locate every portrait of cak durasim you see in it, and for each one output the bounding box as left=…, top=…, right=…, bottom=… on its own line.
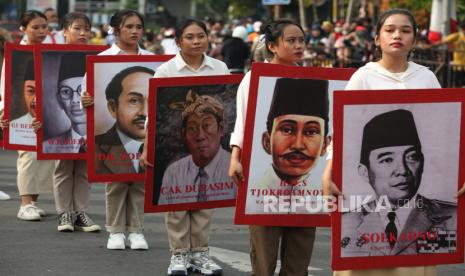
left=43, top=52, right=87, bottom=153
left=94, top=66, right=154, bottom=175
left=246, top=78, right=331, bottom=214
left=341, top=109, right=457, bottom=257
left=157, top=89, right=235, bottom=205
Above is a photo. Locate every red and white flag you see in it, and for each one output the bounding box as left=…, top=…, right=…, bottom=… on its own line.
left=428, top=0, right=457, bottom=43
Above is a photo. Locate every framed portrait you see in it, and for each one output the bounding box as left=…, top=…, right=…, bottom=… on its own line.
left=35, top=44, right=108, bottom=160
left=3, top=43, right=36, bottom=151
left=234, top=62, right=355, bottom=227
left=86, top=55, right=173, bottom=182
left=331, top=89, right=465, bottom=270
left=144, top=75, right=243, bottom=213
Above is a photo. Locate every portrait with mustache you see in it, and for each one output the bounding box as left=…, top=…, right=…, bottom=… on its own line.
left=261, top=78, right=330, bottom=185
left=95, top=66, right=155, bottom=175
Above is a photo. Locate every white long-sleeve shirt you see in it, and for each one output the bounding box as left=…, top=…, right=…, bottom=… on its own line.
left=154, top=53, right=230, bottom=78
left=229, top=71, right=251, bottom=149
left=345, top=61, right=441, bottom=90
left=81, top=43, right=153, bottom=92
left=326, top=61, right=441, bottom=160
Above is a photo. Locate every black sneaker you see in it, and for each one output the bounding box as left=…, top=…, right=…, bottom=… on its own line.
left=57, top=211, right=74, bottom=232
left=75, top=212, right=101, bottom=232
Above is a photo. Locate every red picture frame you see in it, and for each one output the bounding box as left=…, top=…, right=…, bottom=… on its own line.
left=35, top=44, right=108, bottom=160
left=331, top=89, right=465, bottom=270
left=3, top=43, right=35, bottom=151
left=86, top=55, right=173, bottom=182
left=0, top=88, right=3, bottom=147
left=144, top=75, right=243, bottom=213
left=234, top=62, right=355, bottom=227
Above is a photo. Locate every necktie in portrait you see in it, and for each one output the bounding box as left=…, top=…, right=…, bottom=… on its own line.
left=385, top=211, right=398, bottom=249
left=196, top=168, right=208, bottom=202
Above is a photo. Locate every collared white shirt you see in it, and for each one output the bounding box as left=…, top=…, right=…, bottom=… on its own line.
left=81, top=43, right=153, bottom=92
left=149, top=52, right=229, bottom=129
left=116, top=128, right=143, bottom=173
left=22, top=30, right=65, bottom=45
left=326, top=61, right=442, bottom=160
left=154, top=53, right=230, bottom=78
left=159, top=147, right=234, bottom=204
left=43, top=30, right=65, bottom=44
left=99, top=43, right=153, bottom=56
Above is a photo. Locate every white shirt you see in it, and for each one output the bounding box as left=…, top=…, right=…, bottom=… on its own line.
left=116, top=128, right=143, bottom=173
left=154, top=53, right=230, bottom=78
left=160, top=38, right=179, bottom=55
left=22, top=30, right=65, bottom=45
left=9, top=113, right=35, bottom=146
left=345, top=61, right=441, bottom=90
left=159, top=147, right=234, bottom=204
left=81, top=43, right=153, bottom=92
left=229, top=71, right=251, bottom=149
left=43, top=30, right=65, bottom=44
left=326, top=61, right=442, bottom=159
left=98, top=43, right=153, bottom=56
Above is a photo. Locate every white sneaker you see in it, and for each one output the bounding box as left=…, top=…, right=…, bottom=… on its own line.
left=189, top=250, right=223, bottom=275
left=128, top=232, right=149, bottom=250
left=107, top=233, right=126, bottom=250
left=167, top=253, right=188, bottom=276
left=17, top=204, right=41, bottom=221
left=30, top=201, right=46, bottom=217
left=0, top=190, right=10, bottom=200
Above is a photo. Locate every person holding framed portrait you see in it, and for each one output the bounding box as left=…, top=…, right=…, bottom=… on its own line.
left=323, top=8, right=446, bottom=276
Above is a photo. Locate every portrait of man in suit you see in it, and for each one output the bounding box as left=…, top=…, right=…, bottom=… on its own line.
left=43, top=52, right=87, bottom=153
left=95, top=66, right=154, bottom=175
left=9, top=58, right=36, bottom=146
left=158, top=90, right=234, bottom=204
left=341, top=109, right=457, bottom=257
left=246, top=78, right=331, bottom=214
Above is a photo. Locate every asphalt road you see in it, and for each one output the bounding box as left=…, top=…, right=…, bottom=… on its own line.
left=0, top=149, right=463, bottom=275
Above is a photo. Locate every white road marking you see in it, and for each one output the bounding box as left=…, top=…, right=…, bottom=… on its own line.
left=210, top=246, right=323, bottom=275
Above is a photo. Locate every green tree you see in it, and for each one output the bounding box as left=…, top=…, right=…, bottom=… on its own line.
left=193, top=0, right=260, bottom=19
left=388, top=0, right=432, bottom=11
left=458, top=1, right=465, bottom=25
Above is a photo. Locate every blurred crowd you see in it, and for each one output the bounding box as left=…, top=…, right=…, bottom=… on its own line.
left=1, top=10, right=464, bottom=87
